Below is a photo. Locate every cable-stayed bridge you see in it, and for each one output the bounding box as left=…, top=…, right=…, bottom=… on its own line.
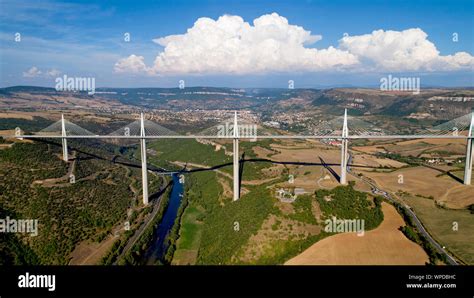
left=4, top=109, right=474, bottom=205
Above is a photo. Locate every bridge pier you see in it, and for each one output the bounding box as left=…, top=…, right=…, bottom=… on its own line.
left=463, top=110, right=474, bottom=185
left=340, top=109, right=349, bottom=185
left=140, top=113, right=149, bottom=205
left=61, top=114, right=68, bottom=162
left=233, top=138, right=239, bottom=201
left=233, top=112, right=240, bottom=201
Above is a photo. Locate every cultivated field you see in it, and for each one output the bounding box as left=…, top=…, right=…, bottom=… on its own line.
left=360, top=166, right=474, bottom=209
left=401, top=195, right=474, bottom=264
left=352, top=153, right=407, bottom=168
left=172, top=205, right=204, bottom=265
left=285, top=202, right=429, bottom=265
left=353, top=138, right=468, bottom=157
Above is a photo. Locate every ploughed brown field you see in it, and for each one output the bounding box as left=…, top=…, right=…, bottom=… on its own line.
left=285, top=203, right=429, bottom=265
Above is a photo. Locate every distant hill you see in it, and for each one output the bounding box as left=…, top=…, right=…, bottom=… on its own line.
left=0, top=86, right=56, bottom=95
left=1, top=86, right=473, bottom=119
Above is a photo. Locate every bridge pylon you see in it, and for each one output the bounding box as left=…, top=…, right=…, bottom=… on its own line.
left=340, top=109, right=349, bottom=185
left=233, top=112, right=240, bottom=201
left=463, top=109, right=474, bottom=185
left=140, top=113, right=149, bottom=205
left=61, top=114, right=68, bottom=162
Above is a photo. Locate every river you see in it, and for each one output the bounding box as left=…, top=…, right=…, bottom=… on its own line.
left=143, top=173, right=184, bottom=265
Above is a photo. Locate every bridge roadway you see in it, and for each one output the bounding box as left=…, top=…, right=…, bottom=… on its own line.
left=9, top=134, right=474, bottom=140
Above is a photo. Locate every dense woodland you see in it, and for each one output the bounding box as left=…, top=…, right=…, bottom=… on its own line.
left=0, top=141, right=143, bottom=264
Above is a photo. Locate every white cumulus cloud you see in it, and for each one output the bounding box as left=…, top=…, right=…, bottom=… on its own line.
left=339, top=28, right=474, bottom=71
left=116, top=13, right=357, bottom=75
left=23, top=66, right=62, bottom=78
left=23, top=66, right=42, bottom=77
left=46, top=69, right=62, bottom=77
left=114, top=54, right=151, bottom=74
left=114, top=13, right=474, bottom=75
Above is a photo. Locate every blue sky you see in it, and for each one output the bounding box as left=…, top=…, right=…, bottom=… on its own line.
left=0, top=0, right=473, bottom=88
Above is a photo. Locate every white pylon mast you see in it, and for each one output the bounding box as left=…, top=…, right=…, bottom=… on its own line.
left=463, top=109, right=474, bottom=185
left=340, top=109, right=349, bottom=185
left=233, top=111, right=240, bottom=201
left=140, top=113, right=149, bottom=205
left=61, top=114, right=68, bottom=162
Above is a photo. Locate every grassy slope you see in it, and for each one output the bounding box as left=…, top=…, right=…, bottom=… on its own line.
left=403, top=195, right=474, bottom=264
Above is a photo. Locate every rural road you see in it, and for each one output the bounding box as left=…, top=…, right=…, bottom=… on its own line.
left=346, top=153, right=459, bottom=265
